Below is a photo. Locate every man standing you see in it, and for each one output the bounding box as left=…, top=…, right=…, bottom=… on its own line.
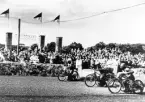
left=76, top=56, right=82, bottom=77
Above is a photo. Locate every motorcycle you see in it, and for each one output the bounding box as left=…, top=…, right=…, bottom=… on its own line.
left=58, top=66, right=79, bottom=81
left=85, top=68, right=115, bottom=87
left=108, top=71, right=144, bottom=94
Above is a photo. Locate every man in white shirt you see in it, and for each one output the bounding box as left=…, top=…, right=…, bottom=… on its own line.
left=0, top=52, right=5, bottom=62
left=30, top=54, right=39, bottom=64
left=105, top=57, right=119, bottom=75
left=76, top=56, right=82, bottom=77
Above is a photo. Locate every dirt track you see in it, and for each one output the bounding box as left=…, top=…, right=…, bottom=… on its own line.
left=0, top=76, right=144, bottom=102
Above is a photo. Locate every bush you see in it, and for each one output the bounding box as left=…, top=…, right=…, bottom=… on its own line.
left=0, top=62, right=64, bottom=77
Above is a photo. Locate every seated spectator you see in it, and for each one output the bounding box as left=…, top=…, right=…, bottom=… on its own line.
left=19, top=55, right=26, bottom=66
left=30, top=54, right=39, bottom=64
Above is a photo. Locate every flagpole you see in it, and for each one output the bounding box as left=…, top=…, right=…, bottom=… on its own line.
left=40, top=12, right=43, bottom=52
left=8, top=12, right=11, bottom=34
left=54, top=15, right=60, bottom=37
left=41, top=12, right=42, bottom=23
left=53, top=15, right=60, bottom=53
left=6, top=13, right=10, bottom=51
left=8, top=14, right=9, bottom=30
left=55, top=20, right=61, bottom=53
left=7, top=9, right=10, bottom=52
left=7, top=9, right=9, bottom=29
left=1, top=9, right=10, bottom=50
left=5, top=12, right=10, bottom=51
left=57, top=20, right=60, bottom=37
left=17, top=18, right=21, bottom=55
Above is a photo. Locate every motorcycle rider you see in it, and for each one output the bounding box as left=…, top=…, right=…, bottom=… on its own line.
left=117, top=55, right=135, bottom=80
left=117, top=55, right=135, bottom=92
left=67, top=57, right=77, bottom=81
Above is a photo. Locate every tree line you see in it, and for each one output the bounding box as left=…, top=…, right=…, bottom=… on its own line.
left=43, top=41, right=145, bottom=54
left=0, top=41, right=145, bottom=54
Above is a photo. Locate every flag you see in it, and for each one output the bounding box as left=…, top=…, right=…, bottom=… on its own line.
left=1, top=9, right=9, bottom=18
left=52, top=15, right=60, bottom=23
left=34, top=12, right=42, bottom=22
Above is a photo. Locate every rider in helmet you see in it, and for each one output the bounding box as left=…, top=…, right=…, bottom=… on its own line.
left=117, top=55, right=135, bottom=92
left=67, top=57, right=77, bottom=81
left=117, top=55, right=134, bottom=80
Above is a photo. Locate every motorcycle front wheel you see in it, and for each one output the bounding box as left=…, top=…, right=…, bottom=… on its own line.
left=108, top=78, right=121, bottom=94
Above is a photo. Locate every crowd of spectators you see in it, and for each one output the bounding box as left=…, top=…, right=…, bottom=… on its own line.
left=0, top=46, right=145, bottom=69
left=0, top=45, right=144, bottom=77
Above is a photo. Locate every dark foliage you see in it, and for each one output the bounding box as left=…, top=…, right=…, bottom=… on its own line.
left=45, top=42, right=56, bottom=52
left=62, top=42, right=84, bottom=53
left=30, top=43, right=38, bottom=51
left=90, top=42, right=145, bottom=54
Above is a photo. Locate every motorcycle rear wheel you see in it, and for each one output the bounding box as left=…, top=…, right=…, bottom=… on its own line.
left=72, top=71, right=79, bottom=81
left=58, top=70, right=67, bottom=81
left=85, top=74, right=97, bottom=87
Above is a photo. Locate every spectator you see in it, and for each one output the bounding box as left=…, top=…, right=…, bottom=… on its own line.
left=30, top=53, right=39, bottom=64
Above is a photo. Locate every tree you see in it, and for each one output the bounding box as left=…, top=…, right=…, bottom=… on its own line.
left=45, top=42, right=56, bottom=52
left=87, top=47, right=94, bottom=52
left=94, top=42, right=106, bottom=50
left=30, top=43, right=38, bottom=51
left=106, top=43, right=116, bottom=49
left=69, top=42, right=84, bottom=50
left=62, top=46, right=71, bottom=53
left=62, top=42, right=84, bottom=53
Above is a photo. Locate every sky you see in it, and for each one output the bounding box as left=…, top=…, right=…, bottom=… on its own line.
left=0, top=0, right=145, bottom=48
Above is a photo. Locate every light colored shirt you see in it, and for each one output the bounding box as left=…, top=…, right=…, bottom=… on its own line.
left=76, top=59, right=82, bottom=68
left=30, top=55, right=39, bottom=64
left=0, top=52, right=5, bottom=62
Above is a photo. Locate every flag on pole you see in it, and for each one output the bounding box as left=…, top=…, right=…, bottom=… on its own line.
left=34, top=12, right=42, bottom=22
left=1, top=9, right=9, bottom=18
left=52, top=15, right=60, bottom=23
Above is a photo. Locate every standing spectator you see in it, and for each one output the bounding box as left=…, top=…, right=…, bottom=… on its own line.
left=90, top=57, right=95, bottom=68
left=0, top=52, right=5, bottom=62
left=76, top=56, right=82, bottom=77
left=30, top=53, right=39, bottom=64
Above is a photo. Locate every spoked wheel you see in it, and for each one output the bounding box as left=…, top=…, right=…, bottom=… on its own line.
left=133, top=80, right=144, bottom=94
left=58, top=70, right=67, bottom=81
left=108, top=79, right=121, bottom=94
left=85, top=74, right=96, bottom=87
